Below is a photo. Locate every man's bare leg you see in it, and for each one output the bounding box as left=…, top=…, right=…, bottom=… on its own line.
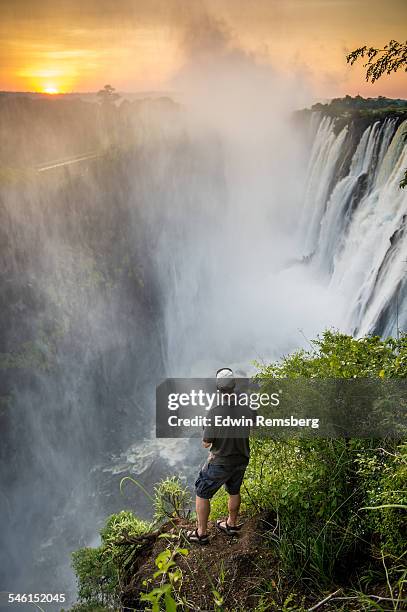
left=196, top=496, right=210, bottom=536
left=227, top=493, right=241, bottom=527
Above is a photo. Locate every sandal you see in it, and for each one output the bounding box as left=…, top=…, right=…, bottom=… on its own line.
left=185, top=529, right=209, bottom=545
left=216, top=519, right=243, bottom=535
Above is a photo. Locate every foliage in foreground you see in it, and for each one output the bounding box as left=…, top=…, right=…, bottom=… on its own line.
left=72, top=332, right=407, bottom=610
left=72, top=511, right=150, bottom=610
left=71, top=478, right=191, bottom=611
left=153, top=476, right=192, bottom=523
left=212, top=332, right=407, bottom=603
left=140, top=546, right=189, bottom=612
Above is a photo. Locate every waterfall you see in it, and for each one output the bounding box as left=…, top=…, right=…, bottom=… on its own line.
left=1, top=97, right=406, bottom=608
left=301, top=113, right=407, bottom=336
left=301, top=115, right=349, bottom=256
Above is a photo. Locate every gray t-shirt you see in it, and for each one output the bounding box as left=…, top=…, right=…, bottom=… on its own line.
left=203, top=401, right=252, bottom=466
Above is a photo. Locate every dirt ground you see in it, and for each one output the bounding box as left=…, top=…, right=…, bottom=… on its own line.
left=121, top=512, right=279, bottom=611
left=119, top=514, right=399, bottom=611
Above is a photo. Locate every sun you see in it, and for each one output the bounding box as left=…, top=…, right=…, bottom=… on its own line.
left=43, top=86, right=59, bottom=95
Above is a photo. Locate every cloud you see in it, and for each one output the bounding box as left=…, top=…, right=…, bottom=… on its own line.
left=1, top=0, right=406, bottom=95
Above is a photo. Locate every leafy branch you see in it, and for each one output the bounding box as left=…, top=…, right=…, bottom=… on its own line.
left=346, top=39, right=407, bottom=83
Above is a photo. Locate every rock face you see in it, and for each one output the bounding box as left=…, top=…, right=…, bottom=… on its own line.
left=0, top=150, right=166, bottom=599
left=0, top=93, right=226, bottom=604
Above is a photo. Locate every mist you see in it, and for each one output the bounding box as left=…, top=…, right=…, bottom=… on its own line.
left=1, top=13, right=406, bottom=611
left=149, top=16, right=346, bottom=376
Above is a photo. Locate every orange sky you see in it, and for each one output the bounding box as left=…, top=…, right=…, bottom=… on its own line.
left=0, top=0, right=406, bottom=99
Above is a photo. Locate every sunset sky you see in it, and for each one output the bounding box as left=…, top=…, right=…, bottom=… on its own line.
left=0, top=0, right=406, bottom=99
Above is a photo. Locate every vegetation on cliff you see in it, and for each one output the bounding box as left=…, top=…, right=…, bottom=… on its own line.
left=70, top=331, right=407, bottom=611
left=311, top=95, right=407, bottom=120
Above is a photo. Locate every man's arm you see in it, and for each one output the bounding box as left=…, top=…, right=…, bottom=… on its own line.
left=202, top=427, right=215, bottom=448
left=202, top=408, right=215, bottom=448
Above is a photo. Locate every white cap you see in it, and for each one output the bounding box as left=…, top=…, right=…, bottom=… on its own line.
left=216, top=368, right=235, bottom=391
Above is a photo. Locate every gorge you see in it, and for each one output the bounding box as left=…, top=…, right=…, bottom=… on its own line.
left=0, top=94, right=406, bottom=608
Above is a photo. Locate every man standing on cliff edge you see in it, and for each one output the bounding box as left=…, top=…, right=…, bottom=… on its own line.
left=186, top=368, right=250, bottom=544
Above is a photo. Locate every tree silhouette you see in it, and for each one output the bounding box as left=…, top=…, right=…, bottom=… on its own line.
left=347, top=39, right=407, bottom=83
left=97, top=84, right=120, bottom=106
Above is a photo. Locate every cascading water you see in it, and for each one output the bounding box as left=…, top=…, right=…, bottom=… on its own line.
left=301, top=115, right=349, bottom=257
left=301, top=112, right=407, bottom=337
left=0, top=96, right=406, bottom=610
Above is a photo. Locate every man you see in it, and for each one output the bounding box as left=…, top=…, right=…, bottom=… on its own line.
left=186, top=368, right=251, bottom=544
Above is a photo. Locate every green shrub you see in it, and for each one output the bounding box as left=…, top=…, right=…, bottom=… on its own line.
left=100, top=510, right=151, bottom=563
left=256, top=331, right=407, bottom=379
left=71, top=477, right=192, bottom=609
left=72, top=511, right=151, bottom=609
left=71, top=546, right=117, bottom=610
left=140, top=546, right=189, bottom=611
left=249, top=332, right=407, bottom=586
left=153, top=476, right=192, bottom=523
left=71, top=332, right=406, bottom=607
left=357, top=441, right=407, bottom=558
